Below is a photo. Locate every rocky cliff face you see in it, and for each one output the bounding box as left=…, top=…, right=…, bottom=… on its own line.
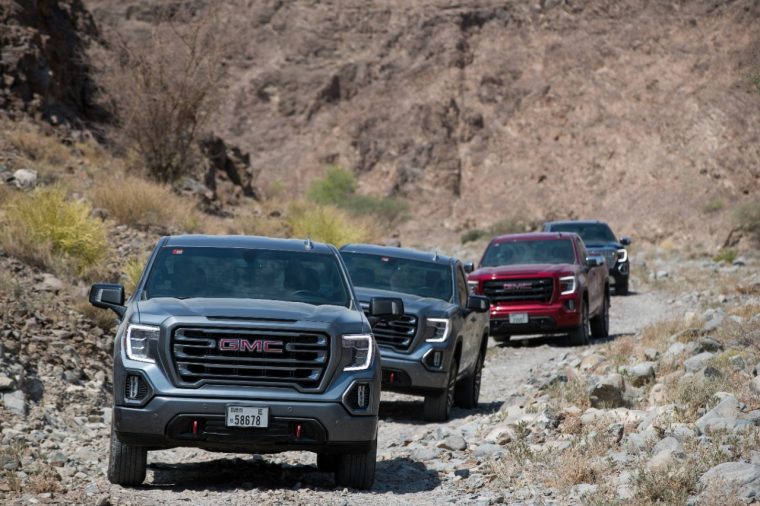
left=0, top=0, right=105, bottom=126
left=86, top=0, right=760, bottom=248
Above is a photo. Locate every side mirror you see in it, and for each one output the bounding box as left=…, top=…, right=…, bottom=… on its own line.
left=89, top=283, right=126, bottom=318
left=467, top=295, right=490, bottom=312
left=586, top=255, right=605, bottom=268
left=463, top=262, right=475, bottom=274
left=368, top=297, right=404, bottom=317
left=620, top=236, right=631, bottom=246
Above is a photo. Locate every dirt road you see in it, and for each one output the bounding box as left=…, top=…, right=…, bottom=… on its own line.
left=102, top=287, right=675, bottom=505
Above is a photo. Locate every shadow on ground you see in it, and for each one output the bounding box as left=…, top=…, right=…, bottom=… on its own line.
left=142, top=454, right=440, bottom=494
left=379, top=399, right=503, bottom=424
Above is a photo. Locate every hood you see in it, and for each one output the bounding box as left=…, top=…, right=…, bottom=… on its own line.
left=352, top=287, right=455, bottom=317
left=470, top=263, right=576, bottom=279
left=135, top=297, right=358, bottom=325
left=583, top=241, right=623, bottom=250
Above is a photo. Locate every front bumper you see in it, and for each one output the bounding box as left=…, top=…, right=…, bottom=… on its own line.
left=379, top=343, right=451, bottom=394
left=489, top=300, right=582, bottom=336
left=114, top=396, right=377, bottom=453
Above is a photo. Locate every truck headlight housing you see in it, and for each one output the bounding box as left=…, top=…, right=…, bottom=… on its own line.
left=617, top=248, right=628, bottom=263
left=467, top=280, right=479, bottom=294
left=342, top=334, right=373, bottom=371
left=425, top=318, right=450, bottom=343
left=124, top=324, right=159, bottom=363
left=559, top=276, right=576, bottom=295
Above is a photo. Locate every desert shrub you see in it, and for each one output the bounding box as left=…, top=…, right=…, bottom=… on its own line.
left=733, top=201, right=760, bottom=238
left=288, top=203, right=375, bottom=246
left=89, top=174, right=201, bottom=231
left=98, top=11, right=227, bottom=182
left=461, top=216, right=538, bottom=243
left=713, top=249, right=737, bottom=264
left=702, top=198, right=724, bottom=214
left=632, top=463, right=698, bottom=504
left=5, top=127, right=72, bottom=168
left=0, top=187, right=107, bottom=278
left=307, top=165, right=409, bottom=223
left=123, top=255, right=147, bottom=295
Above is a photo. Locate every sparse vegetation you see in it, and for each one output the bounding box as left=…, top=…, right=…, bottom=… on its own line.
left=713, top=248, right=737, bottom=264
left=307, top=165, right=409, bottom=223
left=702, top=197, right=724, bottom=214
left=0, top=187, right=107, bottom=278
left=461, top=216, right=538, bottom=244
left=732, top=201, right=760, bottom=239
left=90, top=174, right=202, bottom=232
left=287, top=203, right=375, bottom=246
left=123, top=254, right=147, bottom=295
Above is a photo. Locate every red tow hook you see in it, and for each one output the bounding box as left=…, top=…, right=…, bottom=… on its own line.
left=192, top=419, right=199, bottom=436
left=389, top=372, right=395, bottom=384
left=295, top=423, right=303, bottom=440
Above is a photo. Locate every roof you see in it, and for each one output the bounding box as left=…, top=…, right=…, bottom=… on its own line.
left=340, top=243, right=455, bottom=266
left=544, top=220, right=608, bottom=227
left=490, top=232, right=579, bottom=242
left=163, top=235, right=336, bottom=254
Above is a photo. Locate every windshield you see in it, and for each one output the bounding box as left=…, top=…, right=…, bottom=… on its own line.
left=342, top=252, right=453, bottom=301
left=549, top=223, right=616, bottom=243
left=143, top=247, right=350, bottom=307
left=481, top=239, right=576, bottom=267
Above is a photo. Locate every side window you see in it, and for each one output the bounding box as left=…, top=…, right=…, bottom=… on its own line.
left=577, top=239, right=588, bottom=266
left=456, top=265, right=468, bottom=306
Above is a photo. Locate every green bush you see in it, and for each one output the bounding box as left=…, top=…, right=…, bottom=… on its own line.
left=288, top=203, right=374, bottom=246
left=702, top=198, right=723, bottom=214
left=713, top=249, right=737, bottom=264
left=733, top=201, right=760, bottom=237
left=307, top=166, right=408, bottom=223
left=1, top=187, right=108, bottom=278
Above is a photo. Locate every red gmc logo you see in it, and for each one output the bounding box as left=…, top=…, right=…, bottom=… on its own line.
left=503, top=282, right=532, bottom=290
left=218, top=338, right=284, bottom=353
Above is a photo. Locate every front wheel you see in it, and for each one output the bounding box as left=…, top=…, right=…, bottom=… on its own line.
left=590, top=292, right=610, bottom=339
left=317, top=453, right=338, bottom=472
left=107, top=426, right=147, bottom=486
left=424, top=357, right=459, bottom=422
left=568, top=300, right=590, bottom=346
left=455, top=349, right=484, bottom=409
left=334, top=445, right=376, bottom=490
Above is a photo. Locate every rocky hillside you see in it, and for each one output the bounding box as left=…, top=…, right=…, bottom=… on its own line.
left=85, top=0, right=760, bottom=250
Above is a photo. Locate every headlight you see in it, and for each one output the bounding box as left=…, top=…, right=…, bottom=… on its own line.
left=467, top=280, right=479, bottom=293
left=559, top=276, right=576, bottom=295
left=617, top=248, right=628, bottom=263
left=342, top=334, right=373, bottom=371
left=425, top=318, right=450, bottom=343
left=124, top=324, right=159, bottom=363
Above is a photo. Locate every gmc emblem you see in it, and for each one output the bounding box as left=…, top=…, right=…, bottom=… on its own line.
left=503, top=282, right=532, bottom=290
left=218, top=338, right=284, bottom=353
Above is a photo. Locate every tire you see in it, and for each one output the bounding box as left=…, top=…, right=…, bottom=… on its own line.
left=424, top=357, right=459, bottom=422
left=616, top=278, right=629, bottom=296
left=455, top=349, right=484, bottom=409
left=568, top=300, right=590, bottom=346
left=590, top=292, right=609, bottom=339
left=107, top=426, right=147, bottom=486
left=317, top=453, right=338, bottom=472
left=334, top=445, right=376, bottom=490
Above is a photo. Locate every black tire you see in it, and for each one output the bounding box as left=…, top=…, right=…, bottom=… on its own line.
left=568, top=300, right=590, bottom=346
left=334, top=445, right=376, bottom=490
left=424, top=357, right=459, bottom=422
left=616, top=278, right=629, bottom=296
left=455, top=349, right=484, bottom=409
left=317, top=453, right=338, bottom=472
left=590, top=292, right=609, bottom=339
left=107, top=426, right=147, bottom=486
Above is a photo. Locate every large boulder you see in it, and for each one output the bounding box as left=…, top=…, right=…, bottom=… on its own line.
left=620, top=362, right=656, bottom=387
left=589, top=374, right=625, bottom=408
left=695, top=393, right=747, bottom=434
left=700, top=462, right=760, bottom=501
left=683, top=352, right=715, bottom=373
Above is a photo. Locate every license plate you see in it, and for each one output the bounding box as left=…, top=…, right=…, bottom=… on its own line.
left=509, top=313, right=529, bottom=324
left=226, top=406, right=269, bottom=428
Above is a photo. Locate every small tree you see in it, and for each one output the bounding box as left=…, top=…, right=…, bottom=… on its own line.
left=99, top=11, right=226, bottom=182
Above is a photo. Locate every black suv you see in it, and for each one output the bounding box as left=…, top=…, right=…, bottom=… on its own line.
left=89, top=235, right=404, bottom=489
left=543, top=220, right=632, bottom=295
left=339, top=244, right=490, bottom=422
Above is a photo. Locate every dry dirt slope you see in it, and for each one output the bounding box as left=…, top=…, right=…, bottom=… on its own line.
left=85, top=0, right=760, bottom=250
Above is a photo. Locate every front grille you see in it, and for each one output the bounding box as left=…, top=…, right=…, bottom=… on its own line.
left=369, top=314, right=417, bottom=350
left=482, top=278, right=554, bottom=303
left=589, top=250, right=616, bottom=268
left=171, top=327, right=329, bottom=388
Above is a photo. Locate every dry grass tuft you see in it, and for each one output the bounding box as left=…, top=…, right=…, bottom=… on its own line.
left=26, top=466, right=61, bottom=494
left=89, top=174, right=202, bottom=232
left=287, top=203, right=376, bottom=246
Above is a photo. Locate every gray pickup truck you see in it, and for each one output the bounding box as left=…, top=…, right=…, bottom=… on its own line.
left=89, top=235, right=403, bottom=489
left=340, top=245, right=490, bottom=422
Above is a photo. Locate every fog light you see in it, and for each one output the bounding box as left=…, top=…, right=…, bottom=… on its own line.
left=125, top=374, right=148, bottom=400
left=433, top=351, right=443, bottom=368
left=565, top=299, right=576, bottom=311
left=357, top=384, right=368, bottom=408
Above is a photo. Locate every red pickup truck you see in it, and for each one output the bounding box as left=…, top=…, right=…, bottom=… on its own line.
left=467, top=232, right=609, bottom=346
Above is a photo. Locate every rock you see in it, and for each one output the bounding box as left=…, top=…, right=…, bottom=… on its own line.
left=648, top=383, right=667, bottom=406
left=695, top=393, right=742, bottom=434
left=751, top=377, right=760, bottom=396
left=454, top=468, right=470, bottom=479
left=697, top=337, right=723, bottom=353
left=703, top=314, right=725, bottom=332
left=21, top=377, right=44, bottom=402
left=3, top=390, right=26, bottom=415
left=34, top=274, right=64, bottom=293
left=0, top=374, right=14, bottom=391
left=683, top=352, right=715, bottom=373
left=647, top=448, right=684, bottom=471
left=665, top=342, right=686, bottom=357
left=411, top=447, right=439, bottom=462
left=580, top=354, right=605, bottom=372
left=11, top=169, right=37, bottom=189
left=699, top=462, right=760, bottom=501
left=607, top=423, right=624, bottom=444
left=485, top=426, right=515, bottom=445
left=644, top=348, right=660, bottom=361
left=589, top=374, right=625, bottom=408
left=474, top=443, right=505, bottom=459
left=48, top=452, right=67, bottom=467
left=702, top=366, right=723, bottom=379
left=620, top=362, right=656, bottom=387
left=653, top=436, right=683, bottom=454
left=438, top=435, right=467, bottom=451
